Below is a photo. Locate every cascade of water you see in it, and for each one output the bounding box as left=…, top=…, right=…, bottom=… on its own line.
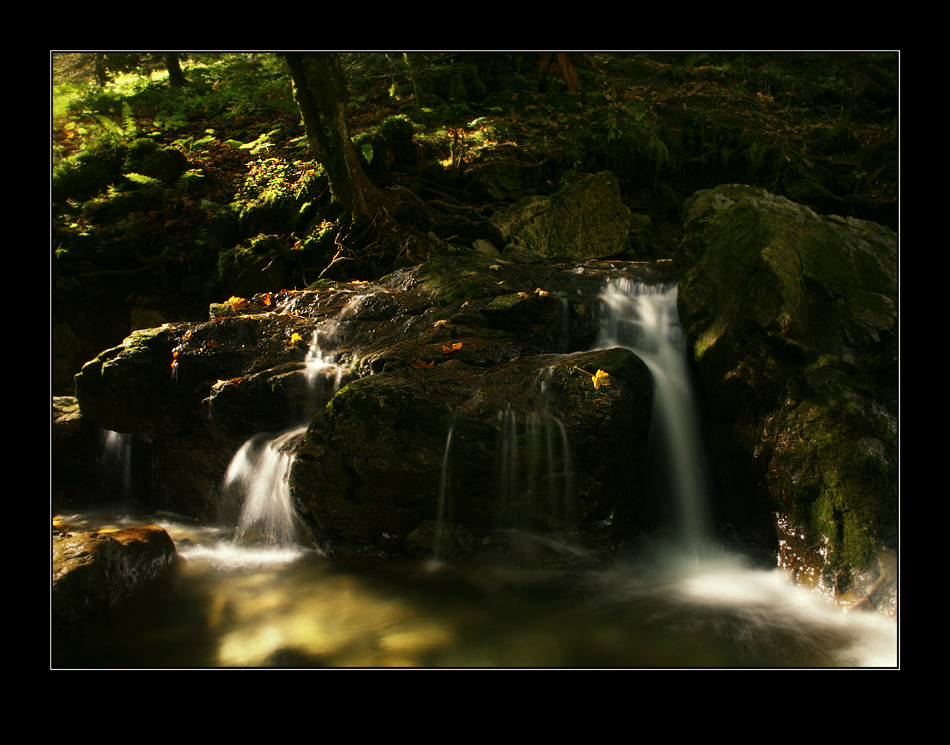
left=98, top=430, right=133, bottom=502
left=226, top=428, right=308, bottom=546
left=222, top=323, right=344, bottom=548
left=597, top=278, right=711, bottom=548
left=428, top=423, right=455, bottom=568
left=495, top=366, right=574, bottom=532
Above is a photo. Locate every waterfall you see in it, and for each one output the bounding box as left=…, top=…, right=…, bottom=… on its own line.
left=428, top=423, right=455, bottom=569
left=495, top=365, right=574, bottom=533
left=597, top=278, right=711, bottom=548
left=225, top=428, right=308, bottom=546
left=98, top=430, right=132, bottom=503
left=222, top=324, right=343, bottom=549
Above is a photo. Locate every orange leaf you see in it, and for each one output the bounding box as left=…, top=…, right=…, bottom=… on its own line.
left=442, top=342, right=462, bottom=353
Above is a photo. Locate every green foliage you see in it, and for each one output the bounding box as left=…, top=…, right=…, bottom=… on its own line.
left=124, top=172, right=163, bottom=187
left=172, top=129, right=217, bottom=153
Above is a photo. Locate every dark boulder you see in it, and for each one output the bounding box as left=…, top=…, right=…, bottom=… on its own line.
left=675, top=184, right=897, bottom=592
left=52, top=523, right=177, bottom=626
left=71, top=256, right=666, bottom=564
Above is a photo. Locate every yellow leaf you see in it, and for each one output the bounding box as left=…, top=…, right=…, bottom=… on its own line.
left=290, top=332, right=303, bottom=345
left=592, top=369, right=611, bottom=389
left=534, top=288, right=549, bottom=297
left=228, top=296, right=250, bottom=310
left=573, top=365, right=611, bottom=389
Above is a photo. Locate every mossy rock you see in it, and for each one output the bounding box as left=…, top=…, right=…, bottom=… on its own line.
left=53, top=145, right=125, bottom=206
left=675, top=184, right=897, bottom=588
left=123, top=138, right=187, bottom=185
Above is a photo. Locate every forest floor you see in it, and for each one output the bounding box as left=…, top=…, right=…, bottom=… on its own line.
left=51, top=52, right=898, bottom=387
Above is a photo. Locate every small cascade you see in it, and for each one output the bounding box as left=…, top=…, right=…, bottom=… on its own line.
left=97, top=430, right=132, bottom=503
left=222, top=323, right=344, bottom=550
left=495, top=365, right=574, bottom=533
left=552, top=294, right=571, bottom=353
left=225, top=428, right=308, bottom=546
left=428, top=423, right=455, bottom=569
left=303, top=325, right=343, bottom=415
left=597, top=278, right=711, bottom=548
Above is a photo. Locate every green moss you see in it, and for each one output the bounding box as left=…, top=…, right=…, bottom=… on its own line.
left=781, top=399, right=896, bottom=577
left=419, top=255, right=502, bottom=304
left=123, top=326, right=169, bottom=351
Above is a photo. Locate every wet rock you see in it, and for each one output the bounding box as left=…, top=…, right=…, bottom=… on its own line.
left=675, top=184, right=897, bottom=590
left=71, top=255, right=672, bottom=561
left=292, top=346, right=654, bottom=565
left=52, top=524, right=177, bottom=626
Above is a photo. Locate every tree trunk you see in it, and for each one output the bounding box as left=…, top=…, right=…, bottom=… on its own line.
left=284, top=53, right=383, bottom=223
left=165, top=53, right=188, bottom=88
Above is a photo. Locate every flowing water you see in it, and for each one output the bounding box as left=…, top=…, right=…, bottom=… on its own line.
left=221, top=326, right=343, bottom=548
left=597, top=279, right=711, bottom=548
left=494, top=369, right=575, bottom=534
left=51, top=510, right=896, bottom=668
left=53, top=278, right=898, bottom=668
left=97, top=430, right=132, bottom=503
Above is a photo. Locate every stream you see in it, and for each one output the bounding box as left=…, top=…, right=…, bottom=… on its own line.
left=53, top=277, right=897, bottom=668
left=51, top=510, right=896, bottom=668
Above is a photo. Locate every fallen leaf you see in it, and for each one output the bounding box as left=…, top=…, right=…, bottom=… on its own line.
left=534, top=288, right=550, bottom=297
left=573, top=365, right=611, bottom=389
left=591, top=369, right=611, bottom=389
left=290, top=332, right=303, bottom=345
left=442, top=342, right=463, bottom=353
left=411, top=358, right=435, bottom=381
left=228, top=296, right=250, bottom=311
left=433, top=319, right=454, bottom=329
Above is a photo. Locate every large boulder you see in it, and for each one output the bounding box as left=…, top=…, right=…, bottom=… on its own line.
left=291, top=346, right=653, bottom=566
left=72, top=254, right=673, bottom=565
left=675, top=184, right=897, bottom=592
left=490, top=171, right=634, bottom=260
left=52, top=523, right=177, bottom=626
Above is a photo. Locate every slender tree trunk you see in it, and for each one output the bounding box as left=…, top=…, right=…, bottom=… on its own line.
left=165, top=53, right=188, bottom=87
left=94, top=53, right=109, bottom=87
left=283, top=53, right=382, bottom=223
left=403, top=52, right=427, bottom=108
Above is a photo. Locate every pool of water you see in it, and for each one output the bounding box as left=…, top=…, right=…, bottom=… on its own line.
left=51, top=512, right=897, bottom=669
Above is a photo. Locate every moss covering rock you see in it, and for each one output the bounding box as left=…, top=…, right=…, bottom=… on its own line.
left=490, top=171, right=634, bottom=260
left=675, top=184, right=897, bottom=592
